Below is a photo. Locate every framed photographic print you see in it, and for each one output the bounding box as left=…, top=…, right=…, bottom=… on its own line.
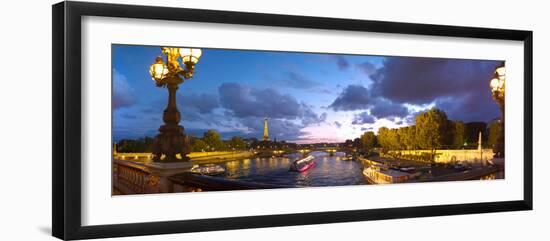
left=52, top=1, right=533, bottom=240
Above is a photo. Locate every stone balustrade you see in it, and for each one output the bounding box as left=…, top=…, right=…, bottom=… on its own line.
left=112, top=159, right=192, bottom=195
left=382, top=149, right=495, bottom=164
left=112, top=157, right=289, bottom=195
left=113, top=151, right=254, bottom=163
left=112, top=159, right=150, bottom=194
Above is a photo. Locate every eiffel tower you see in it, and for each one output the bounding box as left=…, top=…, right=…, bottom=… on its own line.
left=263, top=118, right=269, bottom=141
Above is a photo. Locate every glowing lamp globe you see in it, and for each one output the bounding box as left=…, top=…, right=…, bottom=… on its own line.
left=498, top=78, right=504, bottom=89
left=149, top=57, right=168, bottom=81
left=495, top=66, right=506, bottom=79
left=490, top=78, right=500, bottom=91
left=179, top=48, right=202, bottom=64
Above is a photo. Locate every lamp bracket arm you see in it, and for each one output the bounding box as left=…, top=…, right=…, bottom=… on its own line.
left=177, top=65, right=195, bottom=79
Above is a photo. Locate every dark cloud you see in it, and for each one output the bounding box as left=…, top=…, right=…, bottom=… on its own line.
left=239, top=117, right=307, bottom=141
left=335, top=56, right=350, bottom=70
left=352, top=112, right=376, bottom=125
left=367, top=57, right=501, bottom=122
left=127, top=82, right=325, bottom=142
left=219, top=83, right=297, bottom=118
left=122, top=113, right=137, bottom=119
left=333, top=121, right=342, bottom=128
left=435, top=93, right=500, bottom=122
left=113, top=94, right=135, bottom=109
left=141, top=94, right=226, bottom=127
left=218, top=83, right=325, bottom=125
left=214, top=83, right=327, bottom=141
left=328, top=84, right=410, bottom=121
left=113, top=127, right=158, bottom=141
left=179, top=108, right=204, bottom=122
left=369, top=98, right=409, bottom=120
left=370, top=57, right=498, bottom=104
left=140, top=108, right=156, bottom=114
left=112, top=69, right=135, bottom=109
left=280, top=71, right=319, bottom=89
left=328, top=85, right=373, bottom=111
left=301, top=107, right=327, bottom=126
left=180, top=109, right=234, bottom=128
left=178, top=93, right=219, bottom=114
left=356, top=61, right=376, bottom=75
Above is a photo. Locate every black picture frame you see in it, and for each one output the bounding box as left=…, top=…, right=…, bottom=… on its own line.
left=52, top=1, right=533, bottom=240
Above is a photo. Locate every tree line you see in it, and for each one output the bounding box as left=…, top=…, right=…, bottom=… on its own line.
left=345, top=108, right=501, bottom=155
left=115, top=130, right=248, bottom=153
left=189, top=130, right=247, bottom=152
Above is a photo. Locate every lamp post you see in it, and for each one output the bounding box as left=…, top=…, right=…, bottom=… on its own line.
left=490, top=62, right=505, bottom=158
left=149, top=47, right=202, bottom=162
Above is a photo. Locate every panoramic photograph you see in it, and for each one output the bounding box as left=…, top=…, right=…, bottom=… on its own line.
left=111, top=44, right=506, bottom=195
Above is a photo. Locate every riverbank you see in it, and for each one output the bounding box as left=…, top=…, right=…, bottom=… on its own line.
left=190, top=151, right=256, bottom=165
left=359, top=155, right=504, bottom=182
left=358, top=155, right=429, bottom=168
left=113, top=151, right=257, bottom=164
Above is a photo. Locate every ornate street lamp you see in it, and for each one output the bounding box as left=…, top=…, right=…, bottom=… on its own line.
left=490, top=62, right=505, bottom=158
left=149, top=47, right=202, bottom=162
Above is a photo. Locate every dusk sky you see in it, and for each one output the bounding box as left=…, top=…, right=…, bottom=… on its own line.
left=112, top=45, right=502, bottom=144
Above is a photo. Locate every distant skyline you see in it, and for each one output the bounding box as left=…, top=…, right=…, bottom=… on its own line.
left=112, top=45, right=502, bottom=144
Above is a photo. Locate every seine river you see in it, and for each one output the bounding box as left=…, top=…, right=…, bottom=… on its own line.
left=220, top=151, right=368, bottom=187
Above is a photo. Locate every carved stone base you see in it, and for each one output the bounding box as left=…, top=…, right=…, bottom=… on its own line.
left=152, top=124, right=191, bottom=163
left=144, top=161, right=193, bottom=193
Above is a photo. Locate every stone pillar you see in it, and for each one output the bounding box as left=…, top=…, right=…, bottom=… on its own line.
left=478, top=132, right=484, bottom=166
left=144, top=162, right=193, bottom=193
left=477, top=131, right=482, bottom=151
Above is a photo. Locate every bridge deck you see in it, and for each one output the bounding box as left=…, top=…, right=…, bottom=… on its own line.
left=169, top=173, right=297, bottom=191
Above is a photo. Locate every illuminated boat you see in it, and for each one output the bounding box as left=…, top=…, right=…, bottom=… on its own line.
left=289, top=155, right=316, bottom=172
left=190, top=164, right=226, bottom=176
left=363, top=164, right=410, bottom=184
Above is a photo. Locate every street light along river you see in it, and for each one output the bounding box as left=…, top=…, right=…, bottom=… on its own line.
left=220, top=151, right=368, bottom=187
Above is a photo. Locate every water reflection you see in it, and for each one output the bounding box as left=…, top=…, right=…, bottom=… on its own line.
left=220, top=151, right=367, bottom=187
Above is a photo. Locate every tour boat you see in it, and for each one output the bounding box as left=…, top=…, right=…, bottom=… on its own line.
left=399, top=166, right=416, bottom=173
left=289, top=155, right=316, bottom=172
left=190, top=164, right=226, bottom=176
left=363, top=164, right=410, bottom=184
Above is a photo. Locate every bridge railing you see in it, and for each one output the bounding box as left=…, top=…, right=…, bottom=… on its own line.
left=113, top=158, right=293, bottom=195
left=113, top=151, right=255, bottom=163
left=113, top=159, right=150, bottom=195
left=169, top=173, right=294, bottom=192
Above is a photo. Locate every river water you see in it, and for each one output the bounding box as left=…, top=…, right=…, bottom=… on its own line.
left=220, top=151, right=368, bottom=187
